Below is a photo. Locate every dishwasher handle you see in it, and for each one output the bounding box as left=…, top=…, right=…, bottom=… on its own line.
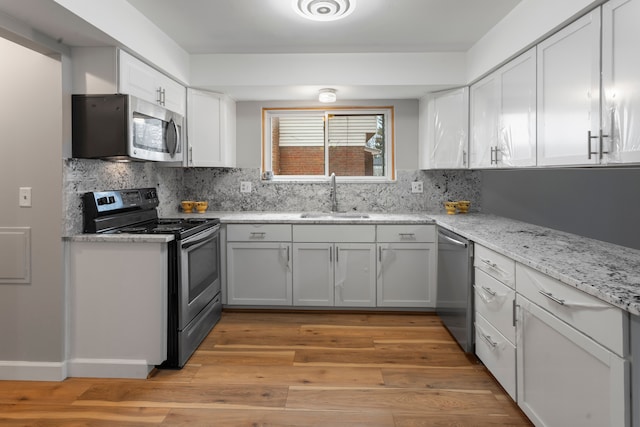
left=439, top=232, right=468, bottom=248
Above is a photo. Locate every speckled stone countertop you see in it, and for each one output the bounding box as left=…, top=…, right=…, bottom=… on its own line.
left=67, top=210, right=640, bottom=316
left=429, top=212, right=640, bottom=317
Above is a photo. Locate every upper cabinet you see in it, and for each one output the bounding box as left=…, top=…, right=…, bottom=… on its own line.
left=72, top=48, right=186, bottom=116
left=186, top=89, right=236, bottom=168
left=601, top=0, right=640, bottom=164
left=536, top=10, right=601, bottom=166
left=418, top=87, right=469, bottom=169
left=118, top=50, right=186, bottom=116
left=470, top=48, right=536, bottom=168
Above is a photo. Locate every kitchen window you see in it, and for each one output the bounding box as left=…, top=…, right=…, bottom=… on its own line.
left=262, top=107, right=395, bottom=181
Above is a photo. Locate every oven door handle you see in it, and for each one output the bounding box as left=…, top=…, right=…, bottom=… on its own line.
left=181, top=226, right=219, bottom=249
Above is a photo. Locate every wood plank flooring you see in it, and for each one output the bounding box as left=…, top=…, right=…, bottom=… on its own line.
left=0, top=311, right=533, bottom=426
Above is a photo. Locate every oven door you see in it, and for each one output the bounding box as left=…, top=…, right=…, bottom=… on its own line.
left=178, top=224, right=221, bottom=330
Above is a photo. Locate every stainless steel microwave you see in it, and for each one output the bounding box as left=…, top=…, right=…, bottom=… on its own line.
left=72, top=94, right=183, bottom=162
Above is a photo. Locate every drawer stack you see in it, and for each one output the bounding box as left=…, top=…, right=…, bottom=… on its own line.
left=473, top=244, right=516, bottom=400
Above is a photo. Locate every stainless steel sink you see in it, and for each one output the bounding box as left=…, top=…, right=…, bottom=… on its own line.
left=300, top=212, right=370, bottom=219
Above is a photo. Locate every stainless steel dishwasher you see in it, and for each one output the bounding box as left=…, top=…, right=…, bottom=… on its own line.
left=436, top=227, right=474, bottom=353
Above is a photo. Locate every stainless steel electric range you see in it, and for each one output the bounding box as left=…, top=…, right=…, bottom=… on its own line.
left=83, top=188, right=221, bottom=368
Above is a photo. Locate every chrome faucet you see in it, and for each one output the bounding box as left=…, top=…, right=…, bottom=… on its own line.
left=330, top=172, right=338, bottom=212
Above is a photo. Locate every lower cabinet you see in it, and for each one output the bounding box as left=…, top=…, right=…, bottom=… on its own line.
left=226, top=224, right=293, bottom=306
left=516, top=294, right=629, bottom=427
left=515, top=263, right=630, bottom=427
left=293, top=243, right=376, bottom=307
left=376, top=225, right=437, bottom=308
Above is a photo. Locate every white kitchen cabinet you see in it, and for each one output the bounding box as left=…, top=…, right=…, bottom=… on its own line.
left=470, top=48, right=536, bottom=168
left=186, top=89, right=236, bottom=167
left=469, top=73, right=499, bottom=168
left=537, top=10, right=601, bottom=166
left=472, top=243, right=516, bottom=399
left=293, top=243, right=376, bottom=307
left=119, top=50, right=186, bottom=115
left=418, top=87, right=469, bottom=169
left=226, top=224, right=292, bottom=306
left=601, top=0, right=640, bottom=164
left=376, top=225, right=437, bottom=308
left=516, top=294, right=629, bottom=426
left=71, top=47, right=186, bottom=116
left=515, top=263, right=630, bottom=426
left=292, top=225, right=376, bottom=307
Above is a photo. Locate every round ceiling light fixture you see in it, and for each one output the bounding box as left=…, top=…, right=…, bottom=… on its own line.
left=318, top=88, right=337, bottom=103
left=293, top=0, right=357, bottom=21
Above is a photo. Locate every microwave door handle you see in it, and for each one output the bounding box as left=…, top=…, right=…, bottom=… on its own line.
left=166, top=118, right=178, bottom=157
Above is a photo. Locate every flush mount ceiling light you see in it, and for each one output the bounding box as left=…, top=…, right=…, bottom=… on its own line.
left=293, top=0, right=356, bottom=21
left=318, top=88, right=337, bottom=103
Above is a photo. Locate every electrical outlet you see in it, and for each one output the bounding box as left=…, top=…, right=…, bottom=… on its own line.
left=19, top=187, right=32, bottom=207
left=411, top=181, right=423, bottom=193
left=240, top=181, right=252, bottom=193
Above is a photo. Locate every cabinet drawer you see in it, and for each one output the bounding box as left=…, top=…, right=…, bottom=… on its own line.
left=227, top=224, right=292, bottom=242
left=377, top=224, right=436, bottom=242
left=474, top=269, right=515, bottom=343
left=293, top=225, right=375, bottom=242
left=516, top=264, right=628, bottom=356
left=475, top=313, right=516, bottom=400
left=474, top=244, right=515, bottom=288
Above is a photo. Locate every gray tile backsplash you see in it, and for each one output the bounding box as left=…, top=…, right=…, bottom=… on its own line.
left=63, top=159, right=481, bottom=235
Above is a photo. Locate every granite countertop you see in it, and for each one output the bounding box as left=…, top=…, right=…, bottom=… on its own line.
left=429, top=212, right=640, bottom=317
left=67, top=210, right=640, bottom=316
left=65, top=234, right=175, bottom=243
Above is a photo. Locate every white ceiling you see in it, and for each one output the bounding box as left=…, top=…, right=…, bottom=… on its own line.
left=126, top=0, right=522, bottom=54
left=0, top=0, right=522, bottom=100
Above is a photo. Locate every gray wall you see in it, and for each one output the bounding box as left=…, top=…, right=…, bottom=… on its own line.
left=0, top=38, right=65, bottom=365
left=481, top=168, right=640, bottom=250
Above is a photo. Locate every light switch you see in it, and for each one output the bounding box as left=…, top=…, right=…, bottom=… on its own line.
left=19, top=187, right=32, bottom=207
left=240, top=182, right=252, bottom=193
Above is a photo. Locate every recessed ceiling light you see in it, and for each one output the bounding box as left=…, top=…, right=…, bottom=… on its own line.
left=293, top=0, right=357, bottom=22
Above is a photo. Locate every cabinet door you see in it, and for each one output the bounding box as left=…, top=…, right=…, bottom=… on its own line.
left=419, top=88, right=469, bottom=169
left=499, top=48, right=537, bottom=167
left=470, top=74, right=499, bottom=168
left=537, top=10, right=601, bottom=166
left=602, top=0, right=640, bottom=164
left=377, top=243, right=436, bottom=308
left=119, top=50, right=185, bottom=115
left=516, top=295, right=629, bottom=427
left=187, top=89, right=236, bottom=167
left=335, top=244, right=376, bottom=307
left=292, top=243, right=334, bottom=306
left=226, top=242, right=292, bottom=306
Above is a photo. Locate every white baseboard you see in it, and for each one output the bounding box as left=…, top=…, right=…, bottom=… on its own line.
left=0, top=360, right=67, bottom=381
left=67, top=358, right=154, bottom=379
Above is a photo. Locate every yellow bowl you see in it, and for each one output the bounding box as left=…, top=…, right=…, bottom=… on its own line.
left=195, top=201, right=208, bottom=213
left=181, top=200, right=195, bottom=213
left=456, top=200, right=470, bottom=213
left=444, top=201, right=458, bottom=215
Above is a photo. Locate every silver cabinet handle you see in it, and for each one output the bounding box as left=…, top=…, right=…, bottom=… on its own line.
left=588, top=130, right=610, bottom=160
left=398, top=233, right=415, bottom=239
left=287, top=246, right=290, bottom=262
left=189, top=146, right=193, bottom=165
left=538, top=290, right=565, bottom=306
left=480, top=332, right=498, bottom=349
left=481, top=286, right=496, bottom=296
left=336, top=246, right=339, bottom=263
left=463, top=150, right=467, bottom=167
left=378, top=246, right=382, bottom=262
left=480, top=258, right=498, bottom=269
left=249, top=232, right=266, bottom=239
left=156, top=87, right=163, bottom=105
left=329, top=246, right=332, bottom=262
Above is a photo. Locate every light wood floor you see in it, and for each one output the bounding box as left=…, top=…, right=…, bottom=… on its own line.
left=0, top=311, right=532, bottom=426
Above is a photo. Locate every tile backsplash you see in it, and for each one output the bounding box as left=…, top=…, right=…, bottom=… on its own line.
left=63, top=159, right=481, bottom=235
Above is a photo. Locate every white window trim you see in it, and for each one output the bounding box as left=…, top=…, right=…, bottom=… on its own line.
left=262, top=106, right=396, bottom=182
